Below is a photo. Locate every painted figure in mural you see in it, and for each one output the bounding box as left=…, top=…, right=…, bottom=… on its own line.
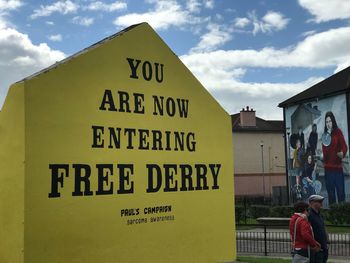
left=307, top=124, right=318, bottom=156
left=302, top=154, right=322, bottom=199
left=297, top=126, right=305, bottom=151
left=293, top=139, right=305, bottom=200
left=322, top=111, right=348, bottom=205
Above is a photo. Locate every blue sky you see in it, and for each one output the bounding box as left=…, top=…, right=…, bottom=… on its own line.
left=1, top=0, right=350, bottom=119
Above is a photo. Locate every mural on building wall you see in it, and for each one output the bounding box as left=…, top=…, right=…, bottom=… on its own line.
left=285, top=94, right=349, bottom=206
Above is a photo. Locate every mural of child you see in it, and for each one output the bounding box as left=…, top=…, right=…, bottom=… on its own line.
left=293, top=139, right=304, bottom=187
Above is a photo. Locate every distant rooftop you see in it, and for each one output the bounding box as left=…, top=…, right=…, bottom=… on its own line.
left=279, top=66, right=350, bottom=108
left=231, top=113, right=284, bottom=133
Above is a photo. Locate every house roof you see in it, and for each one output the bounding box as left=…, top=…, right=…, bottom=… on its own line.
left=231, top=113, right=284, bottom=133
left=279, top=66, right=350, bottom=108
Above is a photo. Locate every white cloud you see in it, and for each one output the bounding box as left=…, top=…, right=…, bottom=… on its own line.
left=250, top=10, right=289, bottom=35
left=290, top=27, right=350, bottom=67
left=233, top=11, right=289, bottom=35
left=215, top=13, right=224, bottom=21
left=30, top=0, right=79, bottom=19
left=334, top=61, right=350, bottom=74
left=203, top=0, right=214, bottom=9
left=182, top=51, right=323, bottom=118
left=46, top=21, right=55, bottom=26
left=72, top=16, right=94, bottom=26
left=185, top=0, right=213, bottom=12
left=298, top=0, right=350, bottom=22
left=0, top=0, right=22, bottom=28
left=0, top=27, right=66, bottom=108
left=114, top=0, right=202, bottom=30
left=262, top=11, right=289, bottom=31
left=180, top=26, right=350, bottom=118
left=186, top=0, right=200, bottom=13
left=209, top=77, right=323, bottom=119
left=0, top=0, right=22, bottom=11
left=48, top=34, right=62, bottom=42
left=183, top=26, right=350, bottom=69
left=234, top=17, right=250, bottom=28
left=0, top=13, right=8, bottom=28
left=182, top=57, right=323, bottom=118
left=301, top=30, right=316, bottom=37
left=86, top=1, right=127, bottom=12
left=190, top=23, right=232, bottom=53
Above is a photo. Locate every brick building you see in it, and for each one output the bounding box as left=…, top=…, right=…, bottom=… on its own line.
left=232, top=106, right=286, bottom=201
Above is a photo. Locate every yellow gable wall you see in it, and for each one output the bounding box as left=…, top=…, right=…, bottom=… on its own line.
left=2, top=23, right=235, bottom=262
left=0, top=83, right=25, bottom=262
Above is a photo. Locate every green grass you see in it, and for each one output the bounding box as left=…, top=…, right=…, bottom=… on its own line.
left=236, top=219, right=258, bottom=230
left=236, top=225, right=257, bottom=230
left=326, top=225, right=350, bottom=233
left=237, top=218, right=258, bottom=224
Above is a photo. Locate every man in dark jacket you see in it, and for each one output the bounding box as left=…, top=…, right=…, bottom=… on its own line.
left=308, top=195, right=329, bottom=263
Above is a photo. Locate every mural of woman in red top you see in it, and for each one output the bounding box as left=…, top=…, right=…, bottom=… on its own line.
left=322, top=111, right=348, bottom=205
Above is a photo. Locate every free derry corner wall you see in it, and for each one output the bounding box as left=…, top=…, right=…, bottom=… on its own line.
left=0, top=23, right=236, bottom=263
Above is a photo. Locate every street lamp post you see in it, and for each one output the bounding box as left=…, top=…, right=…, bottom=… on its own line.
left=260, top=141, right=265, bottom=202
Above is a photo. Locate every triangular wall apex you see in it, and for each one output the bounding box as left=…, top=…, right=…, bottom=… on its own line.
left=0, top=23, right=236, bottom=263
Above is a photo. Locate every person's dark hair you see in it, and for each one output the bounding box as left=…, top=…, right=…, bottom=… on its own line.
left=312, top=123, right=317, bottom=132
left=294, top=201, right=309, bottom=213
left=324, top=111, right=338, bottom=133
left=306, top=153, right=314, bottom=163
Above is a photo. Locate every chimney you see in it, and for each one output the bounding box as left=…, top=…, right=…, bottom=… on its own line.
left=240, top=106, right=256, bottom=127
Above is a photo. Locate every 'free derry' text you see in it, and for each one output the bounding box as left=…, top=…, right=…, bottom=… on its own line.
left=48, top=57, right=222, bottom=198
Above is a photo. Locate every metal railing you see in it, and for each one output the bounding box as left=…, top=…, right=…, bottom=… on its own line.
left=236, top=224, right=350, bottom=257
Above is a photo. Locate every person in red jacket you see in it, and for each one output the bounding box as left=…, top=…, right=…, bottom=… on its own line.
left=322, top=111, right=348, bottom=204
left=290, top=201, right=320, bottom=262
